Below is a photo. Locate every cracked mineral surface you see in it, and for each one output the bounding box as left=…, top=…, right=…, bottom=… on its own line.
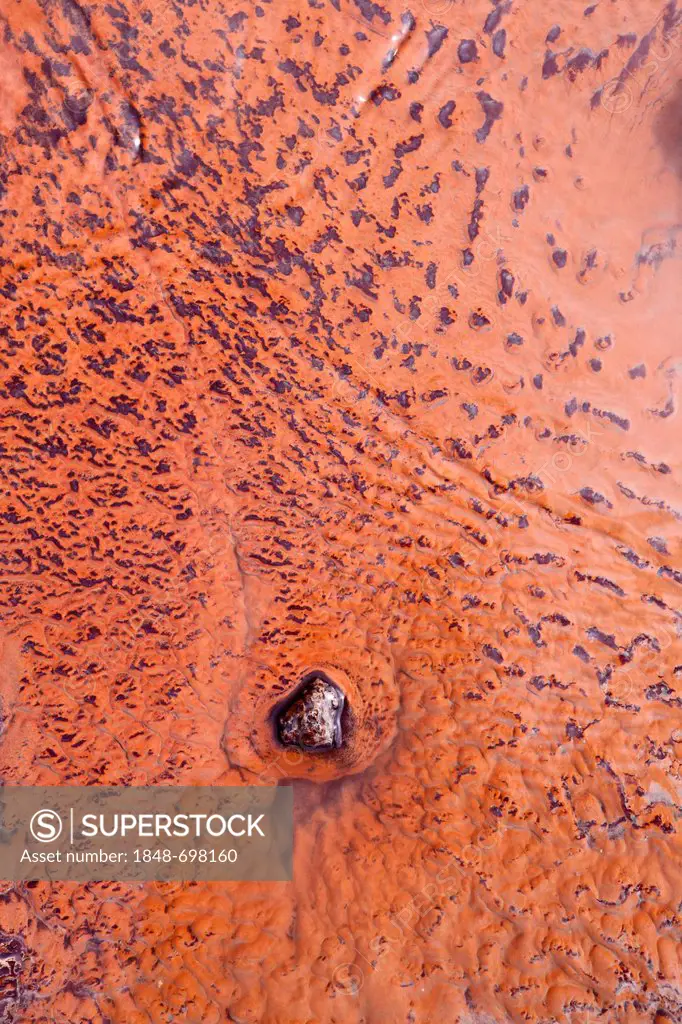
left=278, top=676, right=345, bottom=751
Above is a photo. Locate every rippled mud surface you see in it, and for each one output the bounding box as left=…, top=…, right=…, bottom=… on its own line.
left=1, top=0, right=681, bottom=1020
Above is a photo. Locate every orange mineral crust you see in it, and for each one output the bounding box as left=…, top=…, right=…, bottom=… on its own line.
left=0, top=0, right=681, bottom=1020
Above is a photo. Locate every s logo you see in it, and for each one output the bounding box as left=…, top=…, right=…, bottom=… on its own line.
left=30, top=809, right=63, bottom=843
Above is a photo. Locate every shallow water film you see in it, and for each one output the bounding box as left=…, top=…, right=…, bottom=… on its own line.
left=1, top=0, right=681, bottom=1020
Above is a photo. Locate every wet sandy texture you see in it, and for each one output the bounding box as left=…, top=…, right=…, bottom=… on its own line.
left=0, top=0, right=681, bottom=1020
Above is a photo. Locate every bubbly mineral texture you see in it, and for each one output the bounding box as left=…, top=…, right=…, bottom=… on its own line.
left=277, top=677, right=345, bottom=751
left=0, top=931, right=26, bottom=1020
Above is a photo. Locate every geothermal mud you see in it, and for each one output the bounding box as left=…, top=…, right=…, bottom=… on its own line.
left=0, top=0, right=681, bottom=1020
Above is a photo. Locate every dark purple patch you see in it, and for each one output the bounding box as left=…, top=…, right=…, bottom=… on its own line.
left=475, top=91, right=503, bottom=143
left=483, top=644, right=503, bottom=664
left=394, top=134, right=423, bottom=158
left=512, top=184, right=530, bottom=211
left=542, top=51, right=560, bottom=78
left=580, top=487, right=613, bottom=508
left=458, top=39, right=478, bottom=63
left=426, top=24, right=449, bottom=58
left=492, top=29, right=506, bottom=57
left=438, top=100, right=456, bottom=128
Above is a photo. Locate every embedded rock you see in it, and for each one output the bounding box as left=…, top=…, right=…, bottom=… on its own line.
left=277, top=677, right=345, bottom=751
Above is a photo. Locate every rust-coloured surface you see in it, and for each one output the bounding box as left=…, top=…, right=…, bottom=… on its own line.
left=0, top=0, right=681, bottom=1020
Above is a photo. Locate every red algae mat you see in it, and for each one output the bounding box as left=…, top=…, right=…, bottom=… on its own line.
left=1, top=0, right=682, bottom=1020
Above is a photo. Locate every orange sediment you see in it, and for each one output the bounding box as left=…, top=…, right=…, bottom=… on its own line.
left=0, top=0, right=681, bottom=1020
